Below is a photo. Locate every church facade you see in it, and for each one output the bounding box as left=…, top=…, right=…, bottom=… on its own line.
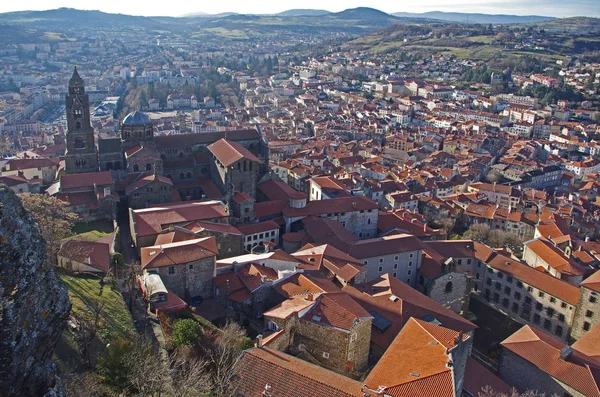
left=64, top=68, right=268, bottom=210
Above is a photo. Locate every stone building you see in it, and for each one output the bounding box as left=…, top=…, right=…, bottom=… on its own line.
left=263, top=292, right=373, bottom=377
left=64, top=68, right=99, bottom=174
left=207, top=138, right=262, bottom=202
left=140, top=236, right=218, bottom=299
left=571, top=270, right=600, bottom=340
left=125, top=172, right=176, bottom=209
left=500, top=325, right=599, bottom=397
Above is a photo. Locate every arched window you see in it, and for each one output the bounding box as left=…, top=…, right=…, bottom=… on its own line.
left=81, top=159, right=87, bottom=167
left=106, top=162, right=113, bottom=170
left=146, top=129, right=152, bottom=137
left=237, top=162, right=241, bottom=171
left=179, top=173, right=185, bottom=180
left=243, top=161, right=247, bottom=172
left=178, top=152, right=184, bottom=158
left=75, top=159, right=81, bottom=167
left=76, top=121, right=81, bottom=129
left=186, top=172, right=192, bottom=179
left=133, top=164, right=139, bottom=172
left=74, top=137, right=85, bottom=149
left=145, top=163, right=152, bottom=171
left=114, top=162, right=121, bottom=170
left=445, top=282, right=453, bottom=294
left=249, top=162, right=253, bottom=171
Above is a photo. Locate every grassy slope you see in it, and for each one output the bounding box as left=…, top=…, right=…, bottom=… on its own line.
left=70, top=220, right=114, bottom=241
left=54, top=274, right=135, bottom=374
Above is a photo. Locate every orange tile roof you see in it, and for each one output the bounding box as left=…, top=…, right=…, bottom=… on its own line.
left=342, top=274, right=476, bottom=350
left=486, top=252, right=580, bottom=305
left=364, top=318, right=464, bottom=397
left=207, top=138, right=261, bottom=167
left=572, top=323, right=600, bottom=367
left=502, top=325, right=600, bottom=397
left=232, top=348, right=363, bottom=397
left=525, top=238, right=587, bottom=276
left=582, top=270, right=600, bottom=293
left=304, top=292, right=373, bottom=331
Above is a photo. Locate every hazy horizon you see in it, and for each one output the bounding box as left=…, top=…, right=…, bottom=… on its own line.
left=0, top=0, right=598, bottom=18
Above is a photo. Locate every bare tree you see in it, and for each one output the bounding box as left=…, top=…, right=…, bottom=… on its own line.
left=203, top=321, right=250, bottom=397
left=479, top=385, right=560, bottom=397
left=171, top=347, right=211, bottom=397
left=63, top=372, right=104, bottom=397
left=73, top=300, right=106, bottom=368
left=18, top=193, right=79, bottom=265
left=123, top=340, right=170, bottom=397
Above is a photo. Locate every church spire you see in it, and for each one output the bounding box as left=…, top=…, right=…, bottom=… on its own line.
left=69, top=66, right=83, bottom=87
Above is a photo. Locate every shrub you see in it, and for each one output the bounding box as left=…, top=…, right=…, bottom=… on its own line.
left=172, top=318, right=203, bottom=347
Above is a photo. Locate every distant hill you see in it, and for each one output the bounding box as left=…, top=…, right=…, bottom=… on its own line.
left=527, top=16, right=600, bottom=33
left=392, top=11, right=555, bottom=24
left=277, top=9, right=331, bottom=17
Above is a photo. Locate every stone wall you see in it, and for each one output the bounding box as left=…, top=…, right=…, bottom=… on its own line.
left=425, top=272, right=471, bottom=314
left=128, top=178, right=173, bottom=209
left=151, top=256, right=215, bottom=299
left=499, top=349, right=577, bottom=396
left=571, top=286, right=600, bottom=340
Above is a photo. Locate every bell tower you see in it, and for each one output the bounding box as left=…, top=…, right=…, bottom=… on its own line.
left=64, top=67, right=99, bottom=174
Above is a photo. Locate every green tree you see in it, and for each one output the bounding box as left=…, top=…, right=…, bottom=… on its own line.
left=172, top=319, right=203, bottom=347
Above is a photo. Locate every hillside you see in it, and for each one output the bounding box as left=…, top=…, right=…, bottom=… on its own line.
left=392, top=11, right=555, bottom=24
left=527, top=16, right=600, bottom=33
left=277, top=9, right=331, bottom=17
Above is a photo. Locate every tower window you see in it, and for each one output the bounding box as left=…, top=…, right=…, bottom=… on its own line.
left=133, top=164, right=139, bottom=172
left=74, top=137, right=85, bottom=149
left=145, top=163, right=152, bottom=171
left=76, top=122, right=81, bottom=129
left=445, top=282, right=453, bottom=293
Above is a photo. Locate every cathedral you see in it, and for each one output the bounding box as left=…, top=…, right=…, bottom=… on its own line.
left=63, top=68, right=268, bottom=211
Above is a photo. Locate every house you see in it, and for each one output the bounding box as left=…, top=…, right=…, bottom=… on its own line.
left=0, top=157, right=58, bottom=185
left=363, top=318, right=471, bottom=397
left=57, top=239, right=111, bottom=273
left=140, top=236, right=218, bottom=299
left=263, top=292, right=373, bottom=376
left=125, top=172, right=177, bottom=209
left=129, top=200, right=229, bottom=249
left=523, top=237, right=589, bottom=285
left=500, top=325, right=600, bottom=397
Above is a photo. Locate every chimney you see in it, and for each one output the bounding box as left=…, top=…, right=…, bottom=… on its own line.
left=257, top=334, right=263, bottom=348
left=86, top=254, right=91, bottom=265
left=423, top=222, right=427, bottom=233
left=307, top=294, right=314, bottom=301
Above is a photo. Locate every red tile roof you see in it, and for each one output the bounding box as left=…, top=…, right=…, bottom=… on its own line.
left=257, top=179, right=307, bottom=200
left=207, top=138, right=262, bottom=167
left=282, top=196, right=378, bottom=218
left=140, top=237, right=218, bottom=269
left=303, top=292, right=372, bottom=331
left=58, top=239, right=111, bottom=273
left=60, top=171, right=113, bottom=190
left=132, top=200, right=229, bottom=237
left=232, top=348, right=363, bottom=397
left=342, top=274, right=476, bottom=350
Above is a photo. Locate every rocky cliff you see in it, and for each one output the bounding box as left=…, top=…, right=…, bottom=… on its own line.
left=0, top=185, right=71, bottom=396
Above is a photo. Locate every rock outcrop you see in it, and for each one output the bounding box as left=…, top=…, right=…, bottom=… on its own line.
left=0, top=185, right=71, bottom=396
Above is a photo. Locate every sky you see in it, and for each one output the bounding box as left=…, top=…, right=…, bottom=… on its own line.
left=0, top=0, right=598, bottom=18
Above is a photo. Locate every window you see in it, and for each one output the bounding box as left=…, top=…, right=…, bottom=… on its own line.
left=393, top=272, right=397, bottom=278
left=506, top=276, right=513, bottom=283
left=527, top=286, right=534, bottom=292
left=514, top=292, right=521, bottom=300
left=516, top=281, right=523, bottom=289
left=493, top=293, right=500, bottom=303
left=590, top=296, right=597, bottom=303
left=393, top=264, right=398, bottom=270
left=408, top=270, right=412, bottom=276
left=379, top=258, right=384, bottom=263
left=322, top=352, right=329, bottom=359
left=168, top=266, right=175, bottom=275
left=511, top=303, right=519, bottom=313
left=538, top=291, right=545, bottom=298
left=408, top=261, right=413, bottom=267
left=445, top=282, right=453, bottom=293
left=486, top=279, right=492, bottom=286
left=586, top=310, right=594, bottom=318
left=504, top=287, right=511, bottom=295
left=502, top=298, right=509, bottom=308
left=584, top=322, right=591, bottom=331
left=476, top=273, right=480, bottom=279
left=525, top=297, right=532, bottom=304
left=406, top=278, right=411, bottom=284
left=495, top=282, right=501, bottom=291
left=558, top=314, right=565, bottom=323
left=409, top=253, right=414, bottom=259
left=188, top=264, right=194, bottom=270
left=533, top=313, right=541, bottom=324
left=378, top=266, right=383, bottom=273
left=467, top=259, right=472, bottom=265
left=561, top=302, right=567, bottom=308
left=550, top=297, right=556, bottom=303
left=555, top=325, right=563, bottom=337
left=394, top=255, right=399, bottom=261
left=457, top=259, right=462, bottom=265
left=536, top=303, right=543, bottom=311
left=546, top=308, right=554, bottom=318
left=543, top=319, right=552, bottom=330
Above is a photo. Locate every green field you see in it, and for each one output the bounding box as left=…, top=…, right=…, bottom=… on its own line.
left=70, top=220, right=114, bottom=241
left=54, top=274, right=135, bottom=374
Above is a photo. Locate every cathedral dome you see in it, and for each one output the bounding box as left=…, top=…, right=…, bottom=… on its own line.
left=122, top=110, right=151, bottom=126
